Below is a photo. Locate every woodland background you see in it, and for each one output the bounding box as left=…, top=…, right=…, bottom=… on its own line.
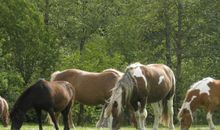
left=0, top=0, right=219, bottom=126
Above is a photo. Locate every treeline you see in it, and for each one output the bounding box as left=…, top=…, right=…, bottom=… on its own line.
left=0, top=0, right=219, bottom=125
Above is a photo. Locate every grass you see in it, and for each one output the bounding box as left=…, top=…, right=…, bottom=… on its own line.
left=1, top=124, right=220, bottom=130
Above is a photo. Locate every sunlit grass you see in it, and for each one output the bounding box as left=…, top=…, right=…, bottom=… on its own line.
left=1, top=124, right=220, bottom=130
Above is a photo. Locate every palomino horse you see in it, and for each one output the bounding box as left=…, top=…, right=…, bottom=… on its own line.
left=104, top=63, right=176, bottom=130
left=10, top=79, right=75, bottom=130
left=0, top=96, right=9, bottom=127
left=178, top=77, right=220, bottom=130
left=47, top=68, right=123, bottom=127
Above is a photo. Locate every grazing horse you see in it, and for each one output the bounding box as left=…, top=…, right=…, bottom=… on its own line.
left=0, top=96, right=9, bottom=127
left=104, top=63, right=176, bottom=130
left=10, top=79, right=75, bottom=130
left=47, top=68, right=123, bottom=127
left=178, top=77, right=220, bottom=130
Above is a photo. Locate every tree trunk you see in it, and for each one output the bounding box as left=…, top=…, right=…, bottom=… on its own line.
left=163, top=0, right=172, bottom=68
left=77, top=38, right=85, bottom=125
left=175, top=0, right=183, bottom=83
left=77, top=1, right=87, bottom=124
left=174, top=0, right=183, bottom=122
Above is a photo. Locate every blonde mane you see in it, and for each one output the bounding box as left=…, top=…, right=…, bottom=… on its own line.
left=104, top=69, right=135, bottom=118
left=50, top=71, right=61, bottom=81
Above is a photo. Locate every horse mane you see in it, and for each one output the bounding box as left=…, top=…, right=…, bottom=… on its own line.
left=104, top=68, right=135, bottom=118
left=126, top=62, right=143, bottom=69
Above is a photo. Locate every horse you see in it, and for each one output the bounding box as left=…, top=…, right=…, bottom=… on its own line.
left=0, top=96, right=9, bottom=127
left=104, top=63, right=176, bottom=130
left=178, top=77, right=220, bottom=130
left=47, top=68, right=123, bottom=127
left=10, top=79, right=75, bottom=130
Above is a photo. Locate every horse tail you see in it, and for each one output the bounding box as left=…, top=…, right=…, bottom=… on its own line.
left=160, top=97, right=169, bottom=126
left=160, top=68, right=176, bottom=126
left=2, top=98, right=9, bottom=127
left=50, top=71, right=61, bottom=81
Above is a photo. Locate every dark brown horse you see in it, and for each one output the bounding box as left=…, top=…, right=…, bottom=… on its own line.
left=10, top=79, right=75, bottom=130
left=47, top=68, right=123, bottom=127
left=178, top=77, right=220, bottom=130
left=104, top=63, right=176, bottom=130
left=0, top=96, right=9, bottom=127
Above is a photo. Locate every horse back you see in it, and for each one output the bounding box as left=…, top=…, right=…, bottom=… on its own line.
left=142, top=64, right=175, bottom=103
left=47, top=81, right=75, bottom=111
left=27, top=79, right=74, bottom=112
left=75, top=70, right=121, bottom=105
left=206, top=80, right=220, bottom=107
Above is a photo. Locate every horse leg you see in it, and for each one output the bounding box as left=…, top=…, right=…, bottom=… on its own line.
left=96, top=104, right=108, bottom=128
left=35, top=108, right=43, bottom=130
left=45, top=113, right=53, bottom=125
left=62, top=111, right=69, bottom=130
left=48, top=109, right=59, bottom=130
left=62, top=103, right=72, bottom=130
left=151, top=102, right=162, bottom=130
left=134, top=102, right=147, bottom=130
left=167, top=96, right=175, bottom=130
left=68, top=110, right=75, bottom=129
left=140, top=109, right=147, bottom=130
left=128, top=105, right=138, bottom=128
left=45, top=112, right=60, bottom=125
left=206, top=111, right=215, bottom=130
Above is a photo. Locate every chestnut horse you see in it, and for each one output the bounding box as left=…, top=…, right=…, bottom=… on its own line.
left=47, top=68, right=123, bottom=127
left=10, top=79, right=75, bottom=130
left=104, top=63, right=176, bottom=130
left=178, top=77, right=220, bottom=130
left=0, top=96, right=9, bottom=127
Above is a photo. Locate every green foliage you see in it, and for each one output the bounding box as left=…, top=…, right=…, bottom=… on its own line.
left=0, top=0, right=59, bottom=83
left=0, top=71, right=24, bottom=108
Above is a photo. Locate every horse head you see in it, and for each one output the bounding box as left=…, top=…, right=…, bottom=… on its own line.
left=104, top=85, right=123, bottom=130
left=178, top=108, right=193, bottom=130
left=178, top=94, right=197, bottom=130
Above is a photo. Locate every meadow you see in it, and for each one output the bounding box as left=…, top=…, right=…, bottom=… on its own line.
left=1, top=124, right=219, bottom=130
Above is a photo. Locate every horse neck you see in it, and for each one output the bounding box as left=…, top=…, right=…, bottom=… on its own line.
left=14, top=94, right=32, bottom=113
left=188, top=95, right=200, bottom=113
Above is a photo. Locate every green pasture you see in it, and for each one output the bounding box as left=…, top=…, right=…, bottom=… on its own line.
left=1, top=124, right=219, bottom=130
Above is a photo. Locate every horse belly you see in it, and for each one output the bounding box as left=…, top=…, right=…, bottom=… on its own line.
left=74, top=84, right=111, bottom=105
left=53, top=91, right=71, bottom=111
left=54, top=99, right=70, bottom=111
left=76, top=94, right=106, bottom=105
left=147, top=88, right=170, bottom=103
